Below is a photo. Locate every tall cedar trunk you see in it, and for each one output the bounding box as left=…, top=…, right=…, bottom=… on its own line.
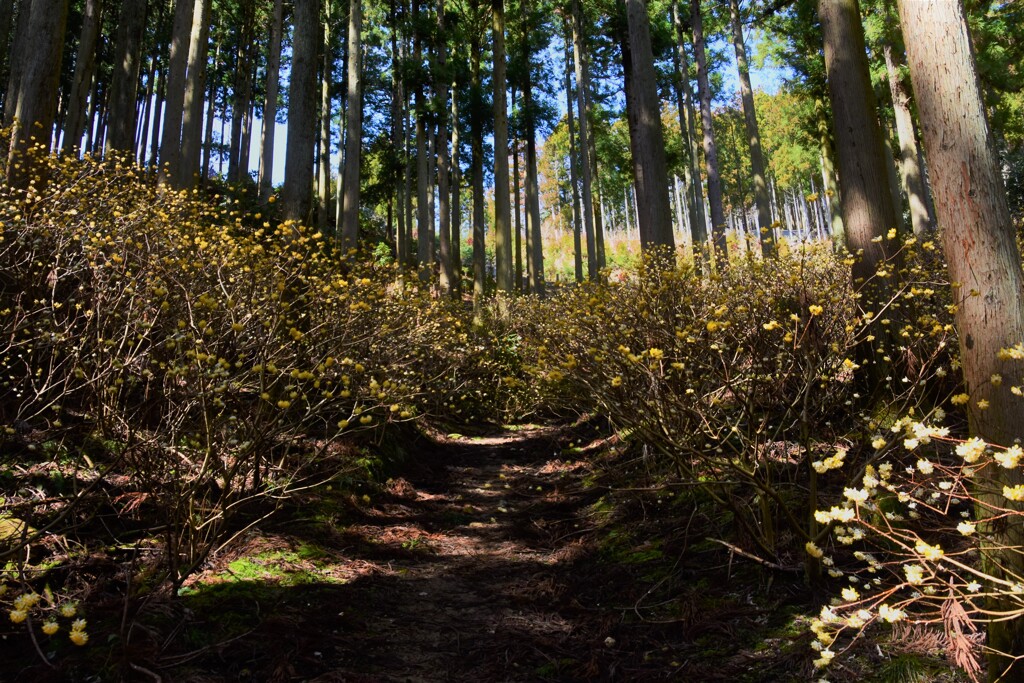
left=259, top=0, right=283, bottom=200
left=341, top=0, right=363, bottom=249
left=61, top=0, right=101, bottom=155
left=390, top=0, right=404, bottom=262
left=240, top=76, right=255, bottom=179
left=512, top=92, right=522, bottom=291
left=158, top=0, right=196, bottom=186
left=691, top=0, right=728, bottom=267
left=6, top=0, right=68, bottom=190
left=318, top=5, right=332, bottom=232
left=817, top=0, right=897, bottom=289
left=201, top=46, right=217, bottom=181
left=625, top=0, right=674, bottom=253
left=525, top=83, right=544, bottom=296
left=414, top=0, right=430, bottom=271
left=898, top=1, right=1024, bottom=677
left=728, top=0, right=772, bottom=257
left=229, top=4, right=254, bottom=183
left=672, top=0, right=707, bottom=261
left=106, top=0, right=147, bottom=154
left=282, top=0, right=320, bottom=224
left=816, top=97, right=845, bottom=249
left=435, top=0, right=451, bottom=291
left=3, top=0, right=32, bottom=128
left=0, top=0, right=15, bottom=114
left=492, top=0, right=512, bottom=293
left=177, top=0, right=210, bottom=187
left=619, top=28, right=646, bottom=243
left=149, top=64, right=164, bottom=167
left=565, top=31, right=583, bottom=283
left=571, top=0, right=597, bottom=280
left=450, top=79, right=461, bottom=293
left=881, top=121, right=907, bottom=235
left=584, top=60, right=605, bottom=269
left=470, top=22, right=485, bottom=313
left=427, top=123, right=436, bottom=263
left=137, top=55, right=156, bottom=162
left=402, top=26, right=414, bottom=265
left=883, top=38, right=933, bottom=237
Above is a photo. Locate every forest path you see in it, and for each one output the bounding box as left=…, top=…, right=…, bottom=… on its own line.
left=164, top=423, right=806, bottom=682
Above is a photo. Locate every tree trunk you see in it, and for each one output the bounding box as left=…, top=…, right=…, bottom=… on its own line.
left=816, top=97, right=844, bottom=249
left=565, top=31, right=583, bottom=283
left=624, top=0, right=673, bottom=254
left=61, top=0, right=101, bottom=155
left=201, top=46, right=217, bottom=181
left=513, top=123, right=523, bottom=292
left=470, top=18, right=485, bottom=314
left=691, top=0, right=728, bottom=267
left=728, top=0, right=772, bottom=257
left=450, top=77, right=461, bottom=294
left=883, top=38, right=933, bottom=237
left=228, top=4, right=254, bottom=184
left=341, top=0, right=363, bottom=250
left=282, top=0, right=321, bottom=224
left=898, top=2, right=1024, bottom=678
left=817, top=0, right=898, bottom=289
left=149, top=64, right=164, bottom=167
left=158, top=0, right=197, bottom=186
left=177, top=0, right=210, bottom=187
left=318, top=4, right=332, bottom=232
left=492, top=0, right=512, bottom=293
left=106, top=0, right=147, bottom=154
left=672, top=0, right=707, bottom=264
left=6, top=0, right=69, bottom=190
left=0, top=0, right=16, bottom=115
left=435, top=0, right=452, bottom=291
left=524, top=63, right=544, bottom=296
left=390, top=0, right=405, bottom=262
left=259, top=0, right=283, bottom=200
left=571, top=0, right=597, bottom=280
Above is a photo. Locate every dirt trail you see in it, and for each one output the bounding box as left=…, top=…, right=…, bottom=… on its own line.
left=157, top=424, right=806, bottom=682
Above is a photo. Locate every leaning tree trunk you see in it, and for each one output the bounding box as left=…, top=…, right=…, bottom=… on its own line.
left=282, top=0, right=321, bottom=225
left=691, top=0, right=728, bottom=267
left=728, top=0, right=772, bottom=257
left=898, top=1, right=1024, bottom=678
left=817, top=0, right=898, bottom=290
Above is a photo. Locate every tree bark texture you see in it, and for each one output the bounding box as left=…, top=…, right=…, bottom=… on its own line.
left=282, top=0, right=321, bottom=224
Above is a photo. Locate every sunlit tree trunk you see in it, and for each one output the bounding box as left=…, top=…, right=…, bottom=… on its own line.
left=341, top=0, right=363, bottom=250
left=492, top=0, right=512, bottom=293
left=571, top=0, right=597, bottom=280
left=817, top=0, right=898, bottom=289
left=728, top=0, right=772, bottom=257
left=672, top=0, right=707, bottom=263
left=177, top=0, right=210, bottom=187
left=883, top=37, right=933, bottom=237
left=565, top=31, right=583, bottom=283
left=523, top=57, right=544, bottom=296
left=61, top=0, right=101, bottom=155
left=898, top=1, right=1024, bottom=678
left=691, top=0, right=728, bottom=267
left=450, top=79, right=461, bottom=295
left=435, top=0, right=452, bottom=291
left=282, top=0, right=321, bottom=224
left=228, top=3, right=254, bottom=184
left=318, top=3, right=333, bottom=232
left=815, top=98, right=844, bottom=249
left=259, top=0, right=283, bottom=200
left=390, top=0, right=405, bottom=262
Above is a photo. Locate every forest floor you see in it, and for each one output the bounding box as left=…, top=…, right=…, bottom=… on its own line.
left=8, top=421, right=963, bottom=682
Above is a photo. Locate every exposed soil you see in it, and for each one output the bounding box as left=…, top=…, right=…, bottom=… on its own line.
left=6, top=423, right=829, bottom=682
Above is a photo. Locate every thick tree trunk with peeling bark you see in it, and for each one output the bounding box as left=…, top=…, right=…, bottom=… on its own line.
left=898, top=1, right=1024, bottom=678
